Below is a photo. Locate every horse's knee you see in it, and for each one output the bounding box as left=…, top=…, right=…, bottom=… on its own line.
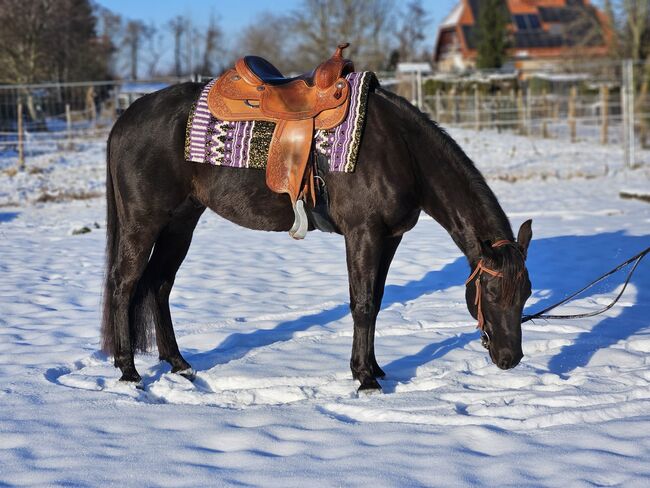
left=350, top=293, right=377, bottom=322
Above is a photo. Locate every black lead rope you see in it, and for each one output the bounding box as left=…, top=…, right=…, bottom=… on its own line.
left=521, top=246, right=650, bottom=323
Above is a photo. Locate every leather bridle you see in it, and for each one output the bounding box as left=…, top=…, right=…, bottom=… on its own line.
left=465, top=240, right=517, bottom=340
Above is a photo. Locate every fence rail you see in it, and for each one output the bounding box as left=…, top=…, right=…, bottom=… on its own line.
left=0, top=77, right=193, bottom=167
left=399, top=59, right=650, bottom=168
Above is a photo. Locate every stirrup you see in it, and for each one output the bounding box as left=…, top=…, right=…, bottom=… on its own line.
left=289, top=199, right=308, bottom=240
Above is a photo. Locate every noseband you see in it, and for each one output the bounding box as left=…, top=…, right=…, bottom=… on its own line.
left=465, top=240, right=516, bottom=336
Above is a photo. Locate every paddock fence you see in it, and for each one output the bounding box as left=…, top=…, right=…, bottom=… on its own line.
left=397, top=59, right=650, bottom=169
left=0, top=77, right=190, bottom=168
left=1, top=59, right=649, bottom=170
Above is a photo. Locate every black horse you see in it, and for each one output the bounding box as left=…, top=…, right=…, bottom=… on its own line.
left=101, top=82, right=533, bottom=391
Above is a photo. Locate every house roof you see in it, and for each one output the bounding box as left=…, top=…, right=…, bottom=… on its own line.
left=440, top=2, right=464, bottom=29
left=434, top=0, right=609, bottom=62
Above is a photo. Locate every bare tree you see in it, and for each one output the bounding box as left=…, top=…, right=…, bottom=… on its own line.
left=291, top=0, right=395, bottom=70
left=602, top=0, right=650, bottom=60
left=366, top=0, right=396, bottom=69
left=169, top=16, right=186, bottom=77
left=123, top=20, right=152, bottom=80
left=95, top=6, right=123, bottom=77
left=622, top=0, right=650, bottom=60
left=186, top=19, right=199, bottom=76
left=396, top=0, right=430, bottom=62
left=236, top=13, right=296, bottom=72
left=143, top=23, right=166, bottom=78
left=0, top=0, right=55, bottom=84
left=197, top=14, right=223, bottom=75
left=0, top=0, right=112, bottom=83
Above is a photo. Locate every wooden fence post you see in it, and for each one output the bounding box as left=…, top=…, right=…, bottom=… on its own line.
left=636, top=76, right=648, bottom=149
left=600, top=85, right=609, bottom=145
left=509, top=89, right=516, bottom=130
left=66, top=103, right=72, bottom=146
left=435, top=89, right=442, bottom=122
left=517, top=89, right=525, bottom=135
left=474, top=86, right=481, bottom=131
left=85, top=86, right=97, bottom=128
left=542, top=89, right=549, bottom=138
left=448, top=87, right=457, bottom=124
left=525, top=86, right=534, bottom=136
left=495, top=91, right=502, bottom=132
left=568, top=86, right=577, bottom=143
left=17, top=101, right=24, bottom=170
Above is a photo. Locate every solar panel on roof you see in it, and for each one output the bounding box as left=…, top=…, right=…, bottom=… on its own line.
left=528, top=15, right=541, bottom=29
left=514, top=15, right=527, bottom=30
left=539, top=7, right=561, bottom=23
left=513, top=14, right=543, bottom=31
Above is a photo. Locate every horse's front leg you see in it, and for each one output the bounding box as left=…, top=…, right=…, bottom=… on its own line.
left=369, top=235, right=402, bottom=379
left=345, top=230, right=395, bottom=391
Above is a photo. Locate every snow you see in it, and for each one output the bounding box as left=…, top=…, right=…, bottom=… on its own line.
left=1, top=128, right=649, bottom=486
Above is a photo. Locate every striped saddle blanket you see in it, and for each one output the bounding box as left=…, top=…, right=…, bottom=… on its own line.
left=184, top=71, right=377, bottom=173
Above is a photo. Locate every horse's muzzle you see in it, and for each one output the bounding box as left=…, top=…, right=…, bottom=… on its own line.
left=494, top=350, right=524, bottom=370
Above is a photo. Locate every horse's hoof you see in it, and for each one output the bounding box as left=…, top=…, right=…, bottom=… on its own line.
left=372, top=365, right=386, bottom=378
left=358, top=377, right=382, bottom=393
left=119, top=370, right=142, bottom=384
left=119, top=371, right=144, bottom=389
left=174, top=367, right=196, bottom=381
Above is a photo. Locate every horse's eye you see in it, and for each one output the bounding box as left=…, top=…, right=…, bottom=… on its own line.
left=484, top=279, right=499, bottom=300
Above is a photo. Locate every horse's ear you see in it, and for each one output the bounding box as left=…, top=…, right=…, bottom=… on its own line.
left=517, top=219, right=533, bottom=259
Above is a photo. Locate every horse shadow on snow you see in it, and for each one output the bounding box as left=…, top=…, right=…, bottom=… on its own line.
left=187, top=231, right=649, bottom=385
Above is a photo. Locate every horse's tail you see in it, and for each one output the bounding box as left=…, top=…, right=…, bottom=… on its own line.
left=100, top=129, right=157, bottom=356
left=101, top=132, right=118, bottom=355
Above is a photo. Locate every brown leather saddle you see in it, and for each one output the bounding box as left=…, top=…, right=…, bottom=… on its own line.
left=207, top=43, right=354, bottom=239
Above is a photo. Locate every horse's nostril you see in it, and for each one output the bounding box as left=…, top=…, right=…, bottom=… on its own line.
left=497, top=351, right=523, bottom=370
left=498, top=357, right=511, bottom=370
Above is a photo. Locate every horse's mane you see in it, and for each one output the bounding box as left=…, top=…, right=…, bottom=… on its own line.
left=374, top=88, right=503, bottom=223
left=374, top=87, right=524, bottom=303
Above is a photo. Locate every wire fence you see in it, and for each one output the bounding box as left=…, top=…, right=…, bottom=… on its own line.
left=399, top=58, right=650, bottom=168
left=1, top=60, right=649, bottom=170
left=0, top=77, right=189, bottom=164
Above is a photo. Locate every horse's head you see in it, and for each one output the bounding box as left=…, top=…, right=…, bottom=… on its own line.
left=465, top=220, right=533, bottom=370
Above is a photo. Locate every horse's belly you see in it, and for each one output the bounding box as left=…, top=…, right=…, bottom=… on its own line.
left=193, top=165, right=296, bottom=232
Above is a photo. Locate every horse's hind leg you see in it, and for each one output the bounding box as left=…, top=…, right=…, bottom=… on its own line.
left=138, top=197, right=205, bottom=377
left=107, top=229, right=160, bottom=383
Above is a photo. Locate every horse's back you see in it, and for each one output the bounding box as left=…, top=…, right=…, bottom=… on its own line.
left=106, top=83, right=419, bottom=236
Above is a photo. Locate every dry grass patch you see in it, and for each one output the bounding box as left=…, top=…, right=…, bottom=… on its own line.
left=35, top=190, right=103, bottom=203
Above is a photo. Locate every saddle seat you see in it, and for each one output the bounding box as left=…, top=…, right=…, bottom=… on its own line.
left=240, top=56, right=308, bottom=85
left=207, top=43, right=355, bottom=239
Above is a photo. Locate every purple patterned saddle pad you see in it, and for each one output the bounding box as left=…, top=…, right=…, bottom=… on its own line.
left=185, top=71, right=376, bottom=173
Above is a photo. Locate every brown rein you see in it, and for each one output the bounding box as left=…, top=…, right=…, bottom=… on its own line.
left=464, top=240, right=514, bottom=331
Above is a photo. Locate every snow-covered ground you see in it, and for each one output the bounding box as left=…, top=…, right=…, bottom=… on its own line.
left=1, top=129, right=649, bottom=486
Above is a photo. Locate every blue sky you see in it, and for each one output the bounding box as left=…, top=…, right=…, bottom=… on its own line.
left=95, top=0, right=459, bottom=46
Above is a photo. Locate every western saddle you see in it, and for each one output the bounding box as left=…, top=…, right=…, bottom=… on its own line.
left=207, top=43, right=354, bottom=239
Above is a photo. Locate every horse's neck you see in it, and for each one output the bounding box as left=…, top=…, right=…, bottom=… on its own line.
left=413, top=133, right=513, bottom=266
